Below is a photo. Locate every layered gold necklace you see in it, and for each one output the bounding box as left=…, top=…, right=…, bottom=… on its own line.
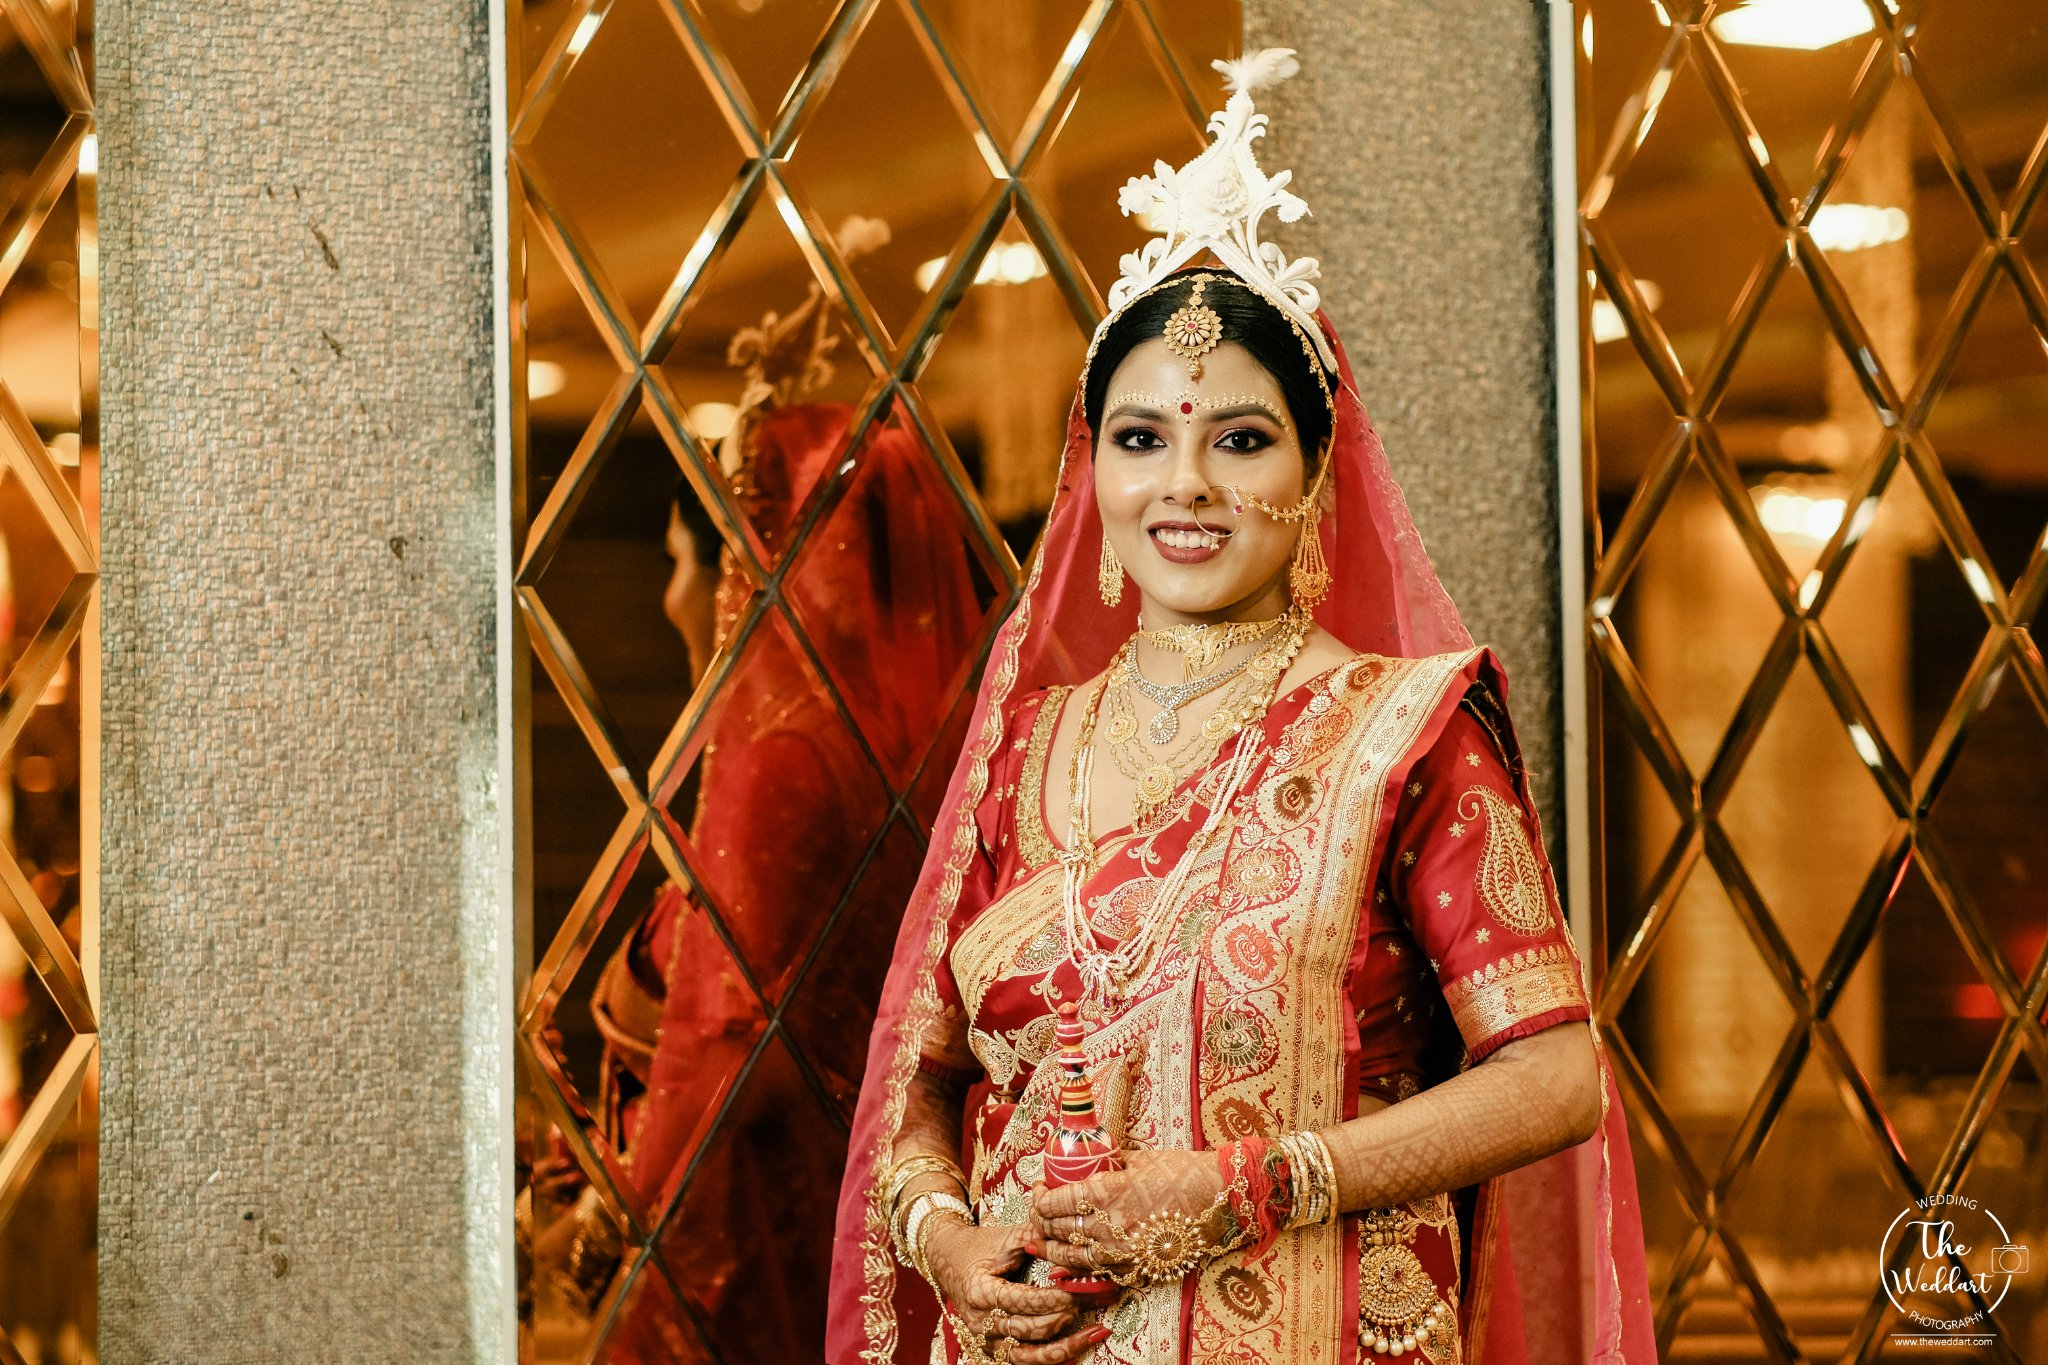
left=1104, top=609, right=1306, bottom=829
left=1059, top=611, right=1310, bottom=1008
left=1103, top=657, right=1261, bottom=828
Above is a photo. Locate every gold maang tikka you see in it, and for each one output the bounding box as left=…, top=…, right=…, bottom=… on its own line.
left=1162, top=277, right=1225, bottom=380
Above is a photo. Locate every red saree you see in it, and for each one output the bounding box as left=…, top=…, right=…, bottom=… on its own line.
left=592, top=400, right=984, bottom=1361
left=827, top=303, right=1656, bottom=1363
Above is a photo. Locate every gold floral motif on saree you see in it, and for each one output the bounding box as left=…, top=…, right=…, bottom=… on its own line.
left=1440, top=941, right=1586, bottom=1045
left=1252, top=766, right=1321, bottom=836
left=1456, top=784, right=1552, bottom=935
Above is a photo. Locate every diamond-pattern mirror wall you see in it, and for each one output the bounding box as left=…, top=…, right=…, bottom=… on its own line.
left=0, top=4, right=97, bottom=1361
left=505, top=3, right=1238, bottom=1358
left=1575, top=2, right=2046, bottom=1358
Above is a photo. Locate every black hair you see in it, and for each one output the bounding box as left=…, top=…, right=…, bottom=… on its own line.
left=1082, top=271, right=1333, bottom=470
left=671, top=475, right=724, bottom=570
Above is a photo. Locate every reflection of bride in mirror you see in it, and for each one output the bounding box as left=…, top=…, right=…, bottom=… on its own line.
left=530, top=234, right=985, bottom=1359
left=828, top=52, right=1656, bottom=1365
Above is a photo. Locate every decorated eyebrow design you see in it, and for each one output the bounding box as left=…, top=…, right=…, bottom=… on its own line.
left=1107, top=391, right=1289, bottom=425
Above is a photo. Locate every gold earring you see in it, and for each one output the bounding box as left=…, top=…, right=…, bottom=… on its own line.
left=1098, top=532, right=1125, bottom=606
left=1290, top=515, right=1330, bottom=611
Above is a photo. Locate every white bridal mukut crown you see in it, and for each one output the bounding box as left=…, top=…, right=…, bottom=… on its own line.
left=1100, top=47, right=1337, bottom=371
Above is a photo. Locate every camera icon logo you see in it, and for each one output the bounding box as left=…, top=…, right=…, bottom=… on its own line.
left=1990, top=1244, right=2029, bottom=1276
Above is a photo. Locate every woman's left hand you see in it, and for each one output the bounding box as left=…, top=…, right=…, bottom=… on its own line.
left=1028, top=1149, right=1231, bottom=1284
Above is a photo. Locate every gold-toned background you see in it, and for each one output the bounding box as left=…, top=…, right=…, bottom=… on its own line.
left=1576, top=0, right=2047, bottom=1357
left=0, top=2, right=96, bottom=1361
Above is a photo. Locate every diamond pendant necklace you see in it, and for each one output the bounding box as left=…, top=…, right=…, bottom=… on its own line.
left=1125, top=648, right=1253, bottom=743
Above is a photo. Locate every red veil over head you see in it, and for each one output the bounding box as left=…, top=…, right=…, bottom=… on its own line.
left=824, top=298, right=1655, bottom=1364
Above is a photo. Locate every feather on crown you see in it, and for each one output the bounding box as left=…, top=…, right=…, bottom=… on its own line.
left=1100, top=48, right=1334, bottom=371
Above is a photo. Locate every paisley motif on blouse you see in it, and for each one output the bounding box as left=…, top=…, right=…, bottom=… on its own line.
left=1455, top=784, right=1552, bottom=935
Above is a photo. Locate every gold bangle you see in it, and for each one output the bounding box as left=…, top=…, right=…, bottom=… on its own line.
left=1276, top=1130, right=1340, bottom=1230
left=885, top=1153, right=967, bottom=1249
left=1306, top=1130, right=1341, bottom=1221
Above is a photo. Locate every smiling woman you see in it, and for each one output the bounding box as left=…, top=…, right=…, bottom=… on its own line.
left=829, top=52, right=1653, bottom=1365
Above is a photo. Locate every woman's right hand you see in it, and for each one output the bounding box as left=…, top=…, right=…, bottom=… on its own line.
left=922, top=1217, right=1113, bottom=1363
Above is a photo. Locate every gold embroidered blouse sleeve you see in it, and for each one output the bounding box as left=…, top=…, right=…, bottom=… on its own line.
left=1384, top=701, right=1589, bottom=1060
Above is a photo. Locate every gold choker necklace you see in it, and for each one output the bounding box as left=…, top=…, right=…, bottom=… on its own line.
left=1138, top=613, right=1290, bottom=680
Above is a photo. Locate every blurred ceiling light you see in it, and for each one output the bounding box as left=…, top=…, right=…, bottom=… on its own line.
left=1810, top=202, right=1910, bottom=253
left=914, top=241, right=1047, bottom=293
left=527, top=359, right=567, bottom=399
left=1754, top=482, right=1846, bottom=544
left=78, top=133, right=97, bottom=176
left=1777, top=421, right=1854, bottom=465
left=565, top=11, right=603, bottom=56
left=1591, top=301, right=1626, bottom=344
left=1710, top=0, right=1873, bottom=50
left=688, top=401, right=738, bottom=442
left=1591, top=279, right=1662, bottom=344
left=1580, top=13, right=1594, bottom=59
left=15, top=755, right=55, bottom=792
left=46, top=433, right=80, bottom=467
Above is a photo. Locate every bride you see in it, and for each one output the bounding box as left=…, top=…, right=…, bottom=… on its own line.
left=827, top=50, right=1653, bottom=1365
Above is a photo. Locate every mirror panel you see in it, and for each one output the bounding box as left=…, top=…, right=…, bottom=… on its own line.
left=1578, top=4, right=2048, bottom=1355
left=0, top=7, right=98, bottom=1362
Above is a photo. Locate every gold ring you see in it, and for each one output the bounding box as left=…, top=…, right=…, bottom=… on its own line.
left=1075, top=1198, right=1098, bottom=1217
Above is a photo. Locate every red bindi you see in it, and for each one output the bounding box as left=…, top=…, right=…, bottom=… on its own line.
left=1179, top=401, right=1193, bottom=414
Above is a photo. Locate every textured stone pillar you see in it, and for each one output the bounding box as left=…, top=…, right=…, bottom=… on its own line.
left=95, top=2, right=509, bottom=1360
left=1246, top=1, right=1563, bottom=830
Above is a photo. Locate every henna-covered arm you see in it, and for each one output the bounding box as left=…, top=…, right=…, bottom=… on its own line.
left=1323, top=1019, right=1601, bottom=1212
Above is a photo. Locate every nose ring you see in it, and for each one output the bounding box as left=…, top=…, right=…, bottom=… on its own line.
left=1191, top=485, right=1244, bottom=539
